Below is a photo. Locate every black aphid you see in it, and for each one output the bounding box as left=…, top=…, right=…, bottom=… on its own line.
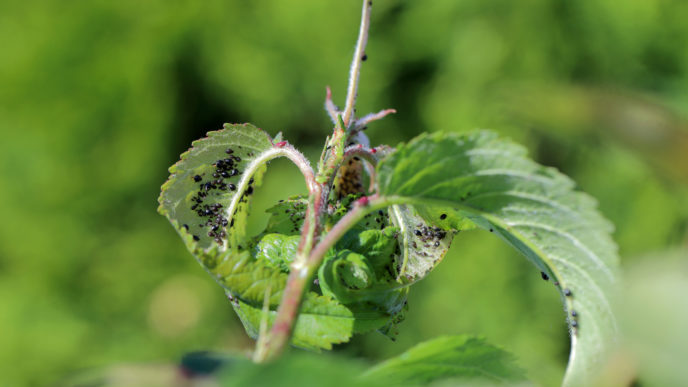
left=192, top=235, right=200, bottom=241
left=361, top=54, right=367, bottom=61
left=571, top=310, right=578, bottom=317
left=230, top=169, right=239, bottom=176
left=225, top=148, right=234, bottom=154
left=564, top=288, right=572, bottom=297
left=233, top=156, right=241, bottom=162
left=246, top=186, right=254, bottom=194
left=489, top=228, right=494, bottom=232
left=228, top=183, right=236, bottom=191
left=434, top=241, right=440, bottom=247
left=193, top=175, right=202, bottom=182
left=541, top=272, right=549, bottom=281
left=182, top=224, right=189, bottom=230
left=571, top=320, right=578, bottom=328
left=221, top=171, right=230, bottom=178
left=414, top=230, right=422, bottom=236
left=440, top=213, right=447, bottom=220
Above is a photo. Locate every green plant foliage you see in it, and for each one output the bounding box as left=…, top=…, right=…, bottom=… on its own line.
left=376, top=131, right=619, bottom=385
left=158, top=124, right=393, bottom=350
left=364, top=335, right=526, bottom=385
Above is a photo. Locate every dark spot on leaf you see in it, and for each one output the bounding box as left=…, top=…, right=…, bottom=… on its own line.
left=541, top=272, right=549, bottom=281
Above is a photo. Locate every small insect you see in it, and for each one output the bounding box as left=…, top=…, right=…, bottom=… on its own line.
left=563, top=288, right=572, bottom=297
left=361, top=53, right=367, bottom=61
left=193, top=175, right=202, bottom=182
left=192, top=235, right=200, bottom=241
left=571, top=310, right=578, bottom=317
left=227, top=183, right=236, bottom=191
left=541, top=272, right=549, bottom=281
left=225, top=148, right=234, bottom=154
left=570, top=320, right=578, bottom=328
left=440, top=213, right=447, bottom=220
left=221, top=171, right=230, bottom=178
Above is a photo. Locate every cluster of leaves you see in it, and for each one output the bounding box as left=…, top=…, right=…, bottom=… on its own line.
left=159, top=122, right=619, bottom=385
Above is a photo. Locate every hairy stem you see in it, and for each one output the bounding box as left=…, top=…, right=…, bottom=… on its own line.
left=342, top=0, right=372, bottom=129
left=306, top=195, right=388, bottom=267
left=255, top=0, right=375, bottom=363
left=223, top=145, right=315, bottom=250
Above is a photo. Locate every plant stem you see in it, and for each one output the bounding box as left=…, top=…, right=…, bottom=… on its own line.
left=255, top=0, right=375, bottom=363
left=342, top=0, right=372, bottom=129
left=306, top=196, right=388, bottom=267
left=222, top=145, right=315, bottom=250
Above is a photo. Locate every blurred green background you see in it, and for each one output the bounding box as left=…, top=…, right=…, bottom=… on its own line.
left=1, top=0, right=687, bottom=386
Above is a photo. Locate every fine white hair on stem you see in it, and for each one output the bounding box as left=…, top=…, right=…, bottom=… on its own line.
left=324, top=86, right=340, bottom=124
left=342, top=0, right=372, bottom=129
left=353, top=108, right=396, bottom=131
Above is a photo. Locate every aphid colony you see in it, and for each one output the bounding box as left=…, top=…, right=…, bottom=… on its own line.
left=403, top=221, right=451, bottom=281
left=186, top=147, right=255, bottom=245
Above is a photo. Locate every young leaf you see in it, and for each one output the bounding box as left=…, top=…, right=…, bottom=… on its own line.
left=158, top=123, right=274, bottom=251
left=232, top=294, right=391, bottom=351
left=263, top=196, right=308, bottom=236
left=376, top=131, right=619, bottom=386
left=388, top=204, right=459, bottom=282
left=363, top=335, right=526, bottom=385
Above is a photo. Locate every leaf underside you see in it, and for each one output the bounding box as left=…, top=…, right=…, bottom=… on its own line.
left=376, top=131, right=619, bottom=386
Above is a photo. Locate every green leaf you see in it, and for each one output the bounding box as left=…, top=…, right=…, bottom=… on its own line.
left=254, top=233, right=301, bottom=272
left=263, top=196, right=308, bottom=236
left=158, top=123, right=274, bottom=251
left=389, top=204, right=460, bottom=282
left=363, top=335, right=526, bottom=385
left=376, top=131, right=619, bottom=386
left=232, top=292, right=391, bottom=351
